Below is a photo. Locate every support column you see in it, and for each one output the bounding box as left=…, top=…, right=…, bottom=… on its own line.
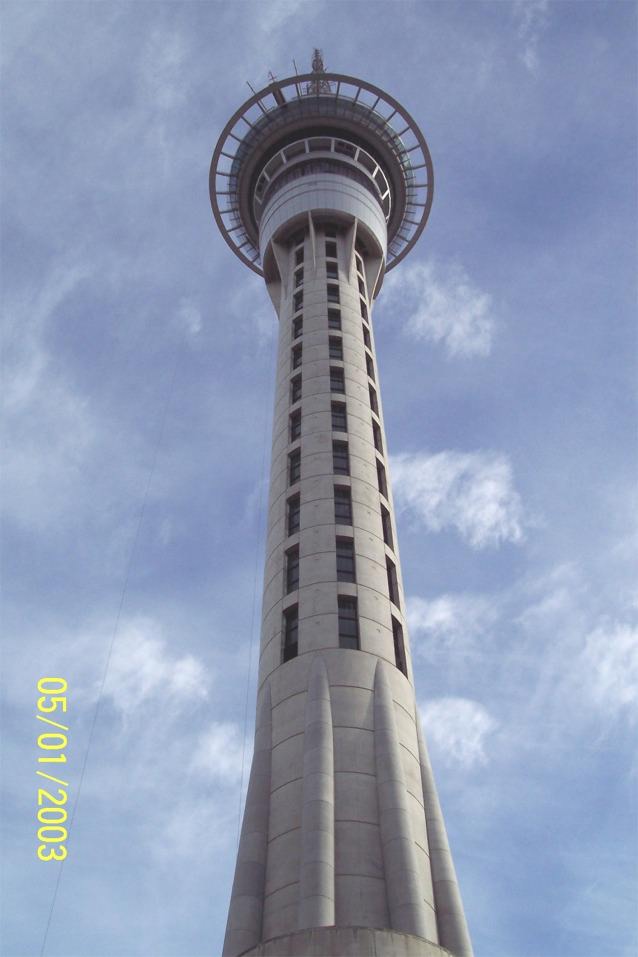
left=223, top=683, right=272, bottom=957
left=417, top=721, right=474, bottom=957
left=374, top=659, right=428, bottom=939
left=298, top=656, right=335, bottom=928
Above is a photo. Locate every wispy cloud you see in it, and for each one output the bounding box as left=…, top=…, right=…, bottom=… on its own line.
left=382, top=260, right=495, bottom=358
left=420, top=697, right=498, bottom=769
left=391, top=450, right=526, bottom=548
left=190, top=721, right=246, bottom=783
left=513, top=0, right=549, bottom=73
left=103, top=618, right=209, bottom=716
left=174, top=296, right=203, bottom=341
left=577, top=619, right=638, bottom=726
left=407, top=593, right=499, bottom=669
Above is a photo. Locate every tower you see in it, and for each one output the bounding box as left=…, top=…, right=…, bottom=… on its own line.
left=210, top=54, right=473, bottom=957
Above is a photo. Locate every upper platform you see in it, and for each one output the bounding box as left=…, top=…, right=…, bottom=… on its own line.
left=210, top=71, right=434, bottom=275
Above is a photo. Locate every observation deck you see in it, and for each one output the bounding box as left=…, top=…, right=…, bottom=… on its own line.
left=210, top=71, right=434, bottom=276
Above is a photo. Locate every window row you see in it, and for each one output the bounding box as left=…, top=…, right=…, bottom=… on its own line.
left=283, top=597, right=359, bottom=660
left=284, top=527, right=399, bottom=605
left=288, top=441, right=387, bottom=488
left=290, top=333, right=369, bottom=369
left=287, top=400, right=346, bottom=446
left=289, top=355, right=373, bottom=400
left=292, top=309, right=368, bottom=345
left=282, top=601, right=407, bottom=675
left=286, top=488, right=392, bottom=543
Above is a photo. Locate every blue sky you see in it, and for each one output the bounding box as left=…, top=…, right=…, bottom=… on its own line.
left=1, top=2, right=636, bottom=956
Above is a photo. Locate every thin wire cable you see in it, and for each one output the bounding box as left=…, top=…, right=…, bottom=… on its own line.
left=39, top=351, right=182, bottom=957
left=236, top=329, right=279, bottom=849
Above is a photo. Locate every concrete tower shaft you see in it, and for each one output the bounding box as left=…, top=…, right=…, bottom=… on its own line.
left=211, top=66, right=473, bottom=957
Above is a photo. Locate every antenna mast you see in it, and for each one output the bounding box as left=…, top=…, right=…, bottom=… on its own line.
left=305, top=48, right=332, bottom=94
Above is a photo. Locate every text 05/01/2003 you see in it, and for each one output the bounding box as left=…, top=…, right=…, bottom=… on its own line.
left=36, top=677, right=69, bottom=862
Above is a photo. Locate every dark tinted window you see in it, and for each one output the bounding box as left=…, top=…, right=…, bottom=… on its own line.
left=381, top=505, right=393, bottom=548
left=392, top=617, right=407, bottom=676
left=330, top=367, right=345, bottom=393
left=333, top=441, right=350, bottom=475
left=329, top=337, right=343, bottom=360
left=290, top=409, right=301, bottom=442
left=287, top=495, right=300, bottom=535
left=336, top=538, right=356, bottom=582
left=286, top=547, right=300, bottom=593
left=386, top=557, right=399, bottom=606
left=331, top=402, right=347, bottom=432
left=283, top=606, right=298, bottom=661
left=338, top=597, right=359, bottom=649
left=334, top=487, right=352, bottom=525
left=289, top=449, right=301, bottom=484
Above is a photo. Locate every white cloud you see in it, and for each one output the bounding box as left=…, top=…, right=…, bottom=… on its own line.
left=420, top=697, right=498, bottom=768
left=382, top=260, right=495, bottom=357
left=175, top=296, right=202, bottom=340
left=391, top=450, right=525, bottom=548
left=407, top=593, right=498, bottom=666
left=138, top=28, right=189, bottom=113
left=513, top=0, right=549, bottom=73
left=102, top=618, right=209, bottom=715
left=190, top=721, right=247, bottom=784
left=579, top=620, right=638, bottom=725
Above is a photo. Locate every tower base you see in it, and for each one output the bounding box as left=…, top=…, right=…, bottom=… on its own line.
left=239, top=926, right=455, bottom=957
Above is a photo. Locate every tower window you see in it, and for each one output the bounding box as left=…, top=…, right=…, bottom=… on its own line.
left=338, top=597, right=359, bottom=650
left=292, top=230, right=305, bottom=246
left=326, top=261, right=338, bottom=280
left=377, top=460, right=388, bottom=497
left=325, top=240, right=337, bottom=259
left=369, top=385, right=379, bottom=414
left=295, top=247, right=304, bottom=267
left=392, top=617, right=407, bottom=676
left=325, top=226, right=337, bottom=238
left=293, top=291, right=303, bottom=312
left=293, top=316, right=303, bottom=339
left=358, top=277, right=366, bottom=298
left=333, top=441, right=350, bottom=475
left=287, top=494, right=300, bottom=535
left=291, top=374, right=302, bottom=404
left=328, top=308, right=341, bottom=330
left=362, top=325, right=371, bottom=350
left=289, top=449, right=301, bottom=485
left=366, top=353, right=375, bottom=381
left=283, top=606, right=298, bottom=662
left=329, top=336, right=343, bottom=360
left=381, top=505, right=393, bottom=548
left=290, top=409, right=302, bottom=442
left=336, top=537, right=356, bottom=582
left=286, top=546, right=300, bottom=593
left=360, top=300, right=368, bottom=322
left=373, top=421, right=383, bottom=453
left=334, top=486, right=352, bottom=525
left=386, top=557, right=399, bottom=606
left=295, top=268, right=304, bottom=288
left=330, top=367, right=345, bottom=393
left=331, top=401, right=347, bottom=432
left=355, top=238, right=367, bottom=256
left=292, top=344, right=302, bottom=369
left=327, top=284, right=340, bottom=304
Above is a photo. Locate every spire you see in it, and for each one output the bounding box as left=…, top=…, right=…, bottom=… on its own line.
left=305, top=47, right=332, bottom=94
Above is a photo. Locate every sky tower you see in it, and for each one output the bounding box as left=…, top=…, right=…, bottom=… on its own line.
left=210, top=52, right=473, bottom=957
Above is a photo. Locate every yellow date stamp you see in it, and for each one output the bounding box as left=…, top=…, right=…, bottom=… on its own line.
left=36, top=677, right=69, bottom=861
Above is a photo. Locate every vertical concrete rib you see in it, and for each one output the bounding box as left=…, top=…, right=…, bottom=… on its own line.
left=298, top=656, right=335, bottom=929
left=222, top=683, right=272, bottom=957
left=417, top=721, right=474, bottom=957
left=374, top=659, right=428, bottom=939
